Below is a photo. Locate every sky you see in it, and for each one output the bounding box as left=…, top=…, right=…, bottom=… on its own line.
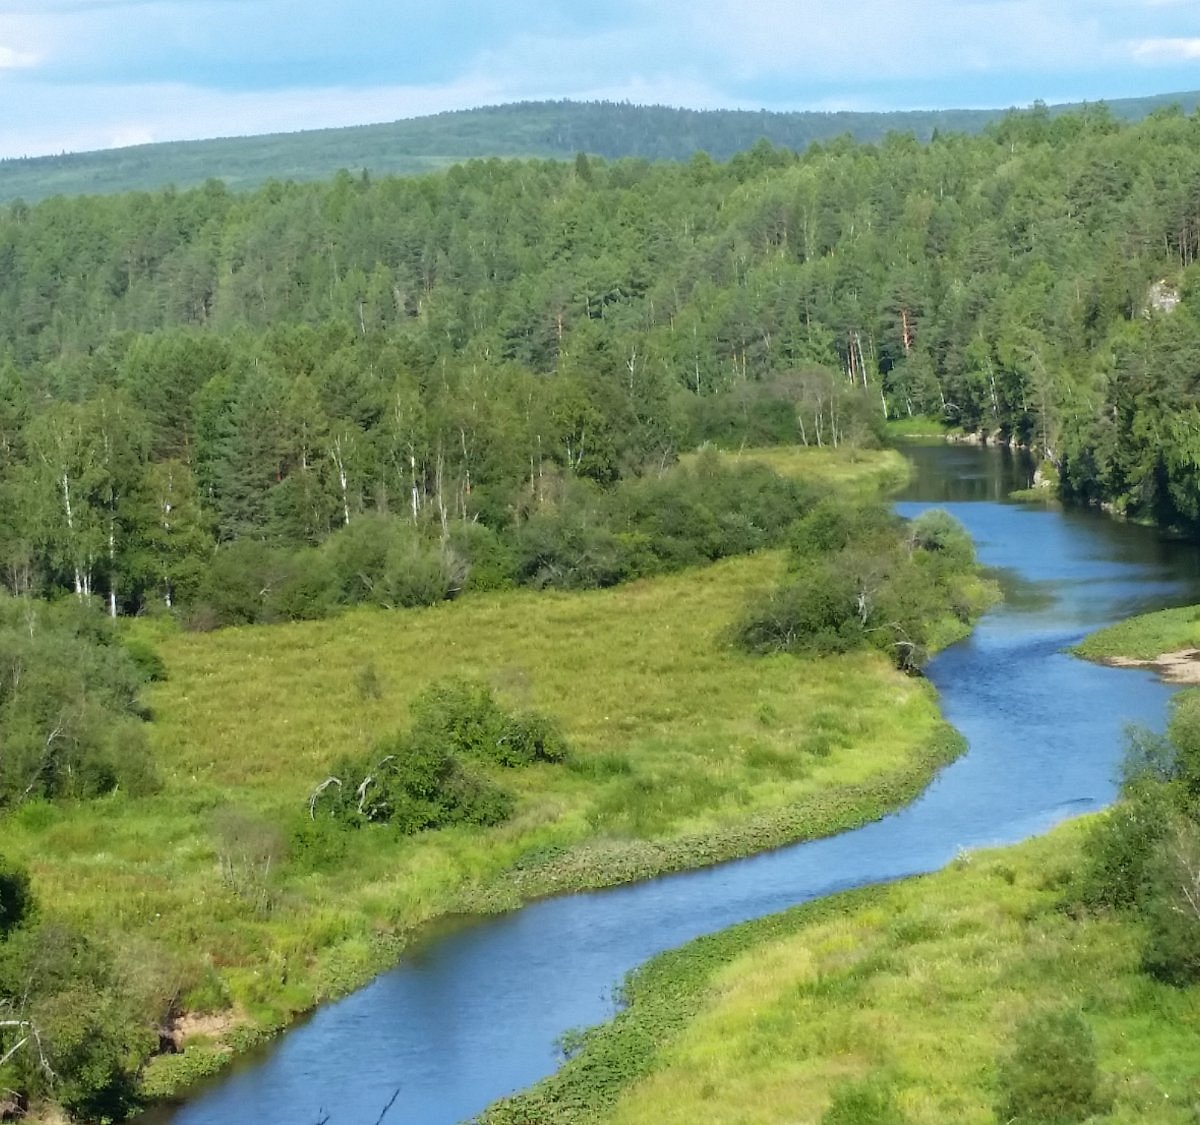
left=0, top=0, right=1198, bottom=159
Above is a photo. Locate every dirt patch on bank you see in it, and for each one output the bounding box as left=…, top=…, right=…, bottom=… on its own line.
left=159, top=1008, right=244, bottom=1053
left=1103, top=649, right=1200, bottom=684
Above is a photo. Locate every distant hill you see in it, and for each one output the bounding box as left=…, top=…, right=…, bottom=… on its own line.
left=2, top=91, right=1199, bottom=203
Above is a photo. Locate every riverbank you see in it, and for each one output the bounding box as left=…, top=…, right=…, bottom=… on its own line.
left=1073, top=604, right=1200, bottom=682
left=481, top=821, right=1200, bottom=1124
left=1, top=446, right=993, bottom=1114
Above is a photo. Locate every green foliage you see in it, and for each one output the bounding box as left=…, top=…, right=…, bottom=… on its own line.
left=0, top=857, right=31, bottom=939
left=2, top=94, right=1198, bottom=203
left=994, top=1009, right=1106, bottom=1124
left=906, top=508, right=976, bottom=568
left=408, top=678, right=507, bottom=761
left=735, top=507, right=985, bottom=672
left=0, top=595, right=156, bottom=809
left=1075, top=773, right=1173, bottom=911
left=320, top=735, right=513, bottom=836
left=13, top=104, right=1200, bottom=623
left=735, top=561, right=865, bottom=657
left=0, top=922, right=149, bottom=1121
left=1133, top=805, right=1200, bottom=986
left=313, top=679, right=569, bottom=835
left=497, top=711, right=570, bottom=767
left=822, top=1075, right=908, bottom=1124
left=1077, top=690, right=1200, bottom=986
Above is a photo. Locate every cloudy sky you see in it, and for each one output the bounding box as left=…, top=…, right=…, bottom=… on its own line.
left=0, top=0, right=1198, bottom=159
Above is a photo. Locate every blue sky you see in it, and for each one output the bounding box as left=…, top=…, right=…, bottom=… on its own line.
left=0, top=0, right=1198, bottom=158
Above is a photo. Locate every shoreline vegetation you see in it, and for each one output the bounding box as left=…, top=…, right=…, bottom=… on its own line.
left=3, top=446, right=994, bottom=1117
left=1073, top=606, right=1200, bottom=683
left=480, top=822, right=1200, bottom=1125
left=480, top=604, right=1200, bottom=1125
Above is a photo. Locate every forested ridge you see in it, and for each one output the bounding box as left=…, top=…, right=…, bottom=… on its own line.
left=2, top=104, right=1200, bottom=628
left=4, top=90, right=1199, bottom=204
left=6, top=100, right=1199, bottom=1119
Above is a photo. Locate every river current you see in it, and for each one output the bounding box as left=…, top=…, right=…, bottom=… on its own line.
left=143, top=443, right=1200, bottom=1125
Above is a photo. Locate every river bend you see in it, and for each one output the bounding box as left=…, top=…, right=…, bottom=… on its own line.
left=144, top=444, right=1200, bottom=1125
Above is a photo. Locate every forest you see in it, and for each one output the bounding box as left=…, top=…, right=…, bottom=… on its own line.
left=3, top=101, right=1200, bottom=1118
left=3, top=90, right=1198, bottom=204
left=3, top=102, right=1200, bottom=629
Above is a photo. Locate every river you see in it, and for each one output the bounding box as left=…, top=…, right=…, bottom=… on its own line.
left=142, top=443, right=1200, bottom=1125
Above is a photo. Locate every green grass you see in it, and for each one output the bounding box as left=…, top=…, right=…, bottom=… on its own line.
left=884, top=416, right=953, bottom=440
left=1073, top=604, right=1200, bottom=662
left=1006, top=487, right=1059, bottom=503
left=483, top=822, right=1200, bottom=1124
left=0, top=445, right=981, bottom=1100
left=714, top=446, right=913, bottom=493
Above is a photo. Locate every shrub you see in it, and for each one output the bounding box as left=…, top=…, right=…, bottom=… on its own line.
left=447, top=521, right=516, bottom=592
left=995, top=1009, right=1106, bottom=1124
left=1074, top=774, right=1173, bottom=911
left=408, top=678, right=506, bottom=759
left=0, top=596, right=157, bottom=809
left=907, top=508, right=976, bottom=567
left=1140, top=820, right=1200, bottom=985
left=732, top=562, right=863, bottom=657
left=310, top=678, right=570, bottom=835
left=497, top=711, right=570, bottom=766
left=0, top=857, right=32, bottom=939
left=317, top=735, right=513, bottom=835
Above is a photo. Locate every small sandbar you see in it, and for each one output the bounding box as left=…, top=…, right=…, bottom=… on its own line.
left=1101, top=648, right=1200, bottom=684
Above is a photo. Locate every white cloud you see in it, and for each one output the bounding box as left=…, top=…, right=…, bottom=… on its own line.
left=1133, top=37, right=1200, bottom=62
left=0, top=42, right=36, bottom=67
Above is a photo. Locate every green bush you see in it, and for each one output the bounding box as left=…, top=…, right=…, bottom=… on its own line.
left=1074, top=774, right=1173, bottom=911
left=907, top=508, right=976, bottom=568
left=994, top=1009, right=1106, bottom=1124
left=0, top=858, right=32, bottom=939
left=735, top=505, right=981, bottom=673
left=1140, top=821, right=1200, bottom=985
left=408, top=677, right=506, bottom=758
left=732, top=561, right=864, bottom=657
left=447, top=521, right=516, bottom=592
left=318, top=734, right=513, bottom=835
left=0, top=922, right=147, bottom=1121
left=0, top=596, right=157, bottom=809
left=311, top=678, right=570, bottom=835
left=822, top=1074, right=908, bottom=1124
left=497, top=711, right=570, bottom=766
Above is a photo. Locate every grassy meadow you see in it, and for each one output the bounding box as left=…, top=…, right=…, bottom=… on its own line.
left=484, top=822, right=1200, bottom=1124
left=1, top=446, right=983, bottom=1098
left=1073, top=604, right=1200, bottom=662
left=713, top=445, right=911, bottom=491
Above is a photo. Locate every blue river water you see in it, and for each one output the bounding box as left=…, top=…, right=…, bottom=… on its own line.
left=143, top=443, right=1200, bottom=1125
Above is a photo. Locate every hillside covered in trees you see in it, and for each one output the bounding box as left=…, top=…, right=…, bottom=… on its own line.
left=6, top=99, right=1200, bottom=1119
left=3, top=89, right=1200, bottom=203
left=2, top=103, right=1200, bottom=628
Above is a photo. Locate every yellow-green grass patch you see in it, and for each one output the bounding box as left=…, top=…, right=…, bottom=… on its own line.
left=1074, top=604, right=1200, bottom=663
left=698, top=445, right=913, bottom=492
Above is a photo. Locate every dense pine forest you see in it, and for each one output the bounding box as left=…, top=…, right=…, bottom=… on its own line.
left=2, top=103, right=1200, bottom=626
